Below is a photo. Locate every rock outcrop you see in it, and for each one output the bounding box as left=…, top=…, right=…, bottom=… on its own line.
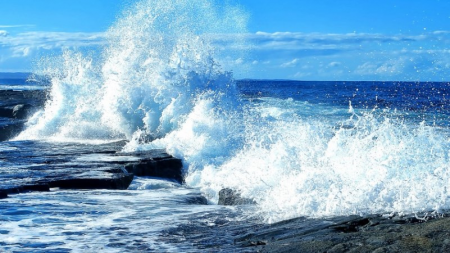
left=0, top=89, right=46, bottom=141
left=124, top=152, right=184, bottom=183
left=218, top=188, right=255, bottom=205
left=0, top=140, right=184, bottom=198
left=236, top=213, right=450, bottom=252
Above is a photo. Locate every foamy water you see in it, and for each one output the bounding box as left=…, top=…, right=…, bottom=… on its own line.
left=0, top=185, right=245, bottom=252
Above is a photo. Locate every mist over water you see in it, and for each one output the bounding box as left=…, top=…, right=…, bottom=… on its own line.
left=15, top=0, right=450, bottom=222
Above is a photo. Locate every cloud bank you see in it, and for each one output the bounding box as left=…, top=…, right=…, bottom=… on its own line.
left=1, top=29, right=450, bottom=81
left=0, top=31, right=106, bottom=71
left=216, top=31, right=450, bottom=81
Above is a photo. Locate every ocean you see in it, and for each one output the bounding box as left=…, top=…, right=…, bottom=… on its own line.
left=2, top=0, right=450, bottom=252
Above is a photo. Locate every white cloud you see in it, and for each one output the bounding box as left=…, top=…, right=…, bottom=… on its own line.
left=4, top=31, right=106, bottom=47
left=352, top=53, right=450, bottom=80
left=280, top=58, right=299, bottom=68
left=234, top=31, right=450, bottom=80
left=235, top=58, right=243, bottom=64
left=293, top=71, right=312, bottom=78
left=432, top=31, right=450, bottom=35
left=213, top=30, right=450, bottom=56
left=0, top=31, right=107, bottom=72
left=0, top=31, right=106, bottom=58
left=355, top=62, right=385, bottom=75
left=2, top=28, right=450, bottom=80
left=328, top=61, right=341, bottom=67
left=0, top=24, right=35, bottom=28
left=376, top=62, right=403, bottom=74
left=251, top=31, right=432, bottom=45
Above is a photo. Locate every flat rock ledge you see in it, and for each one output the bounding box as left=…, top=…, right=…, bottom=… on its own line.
left=236, top=212, right=450, bottom=253
left=0, top=141, right=183, bottom=199
left=124, top=151, right=183, bottom=183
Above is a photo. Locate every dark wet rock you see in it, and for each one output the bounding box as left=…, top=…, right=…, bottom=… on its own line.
left=48, top=173, right=134, bottom=190
left=0, top=89, right=47, bottom=108
left=0, top=190, right=7, bottom=199
left=0, top=120, right=25, bottom=141
left=0, top=89, right=46, bottom=141
left=12, top=104, right=35, bottom=119
left=329, top=217, right=371, bottom=233
left=236, top=212, right=450, bottom=253
left=0, top=141, right=184, bottom=196
left=124, top=154, right=183, bottom=183
left=22, top=184, right=50, bottom=192
left=218, top=188, right=256, bottom=205
left=183, top=193, right=208, bottom=205
left=5, top=184, right=50, bottom=194
left=38, top=166, right=134, bottom=190
left=0, top=107, right=13, bottom=118
left=0, top=104, right=35, bottom=119
left=159, top=207, right=262, bottom=252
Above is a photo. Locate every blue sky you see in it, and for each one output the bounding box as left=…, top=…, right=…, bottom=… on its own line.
left=1, top=0, right=450, bottom=81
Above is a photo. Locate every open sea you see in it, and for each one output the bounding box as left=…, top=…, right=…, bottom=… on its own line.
left=2, top=0, right=450, bottom=252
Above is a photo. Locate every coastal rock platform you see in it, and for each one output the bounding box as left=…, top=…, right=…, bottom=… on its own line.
left=163, top=210, right=450, bottom=252
left=0, top=140, right=184, bottom=199
left=234, top=212, right=450, bottom=252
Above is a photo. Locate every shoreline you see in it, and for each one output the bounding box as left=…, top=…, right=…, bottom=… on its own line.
left=2, top=88, right=450, bottom=252
left=235, top=211, right=450, bottom=252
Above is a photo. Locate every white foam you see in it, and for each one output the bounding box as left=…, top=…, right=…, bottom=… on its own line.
left=0, top=85, right=47, bottom=90
left=187, top=100, right=450, bottom=222
left=0, top=189, right=236, bottom=252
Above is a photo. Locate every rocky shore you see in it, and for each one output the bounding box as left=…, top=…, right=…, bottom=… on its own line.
left=217, top=191, right=450, bottom=252
left=3, top=88, right=450, bottom=252
left=0, top=139, right=184, bottom=199
left=232, top=212, right=450, bottom=252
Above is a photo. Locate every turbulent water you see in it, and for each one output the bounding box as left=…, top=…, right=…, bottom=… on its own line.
left=2, top=1, right=450, bottom=251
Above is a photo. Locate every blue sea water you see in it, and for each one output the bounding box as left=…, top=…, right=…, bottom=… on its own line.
left=2, top=0, right=450, bottom=251
left=0, top=77, right=47, bottom=91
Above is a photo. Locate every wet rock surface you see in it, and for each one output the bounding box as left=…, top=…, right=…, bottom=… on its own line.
left=0, top=119, right=26, bottom=142
left=0, top=89, right=47, bottom=108
left=235, top=213, right=450, bottom=253
left=0, top=89, right=46, bottom=141
left=0, top=140, right=183, bottom=198
left=218, top=188, right=256, bottom=205
left=124, top=152, right=184, bottom=183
